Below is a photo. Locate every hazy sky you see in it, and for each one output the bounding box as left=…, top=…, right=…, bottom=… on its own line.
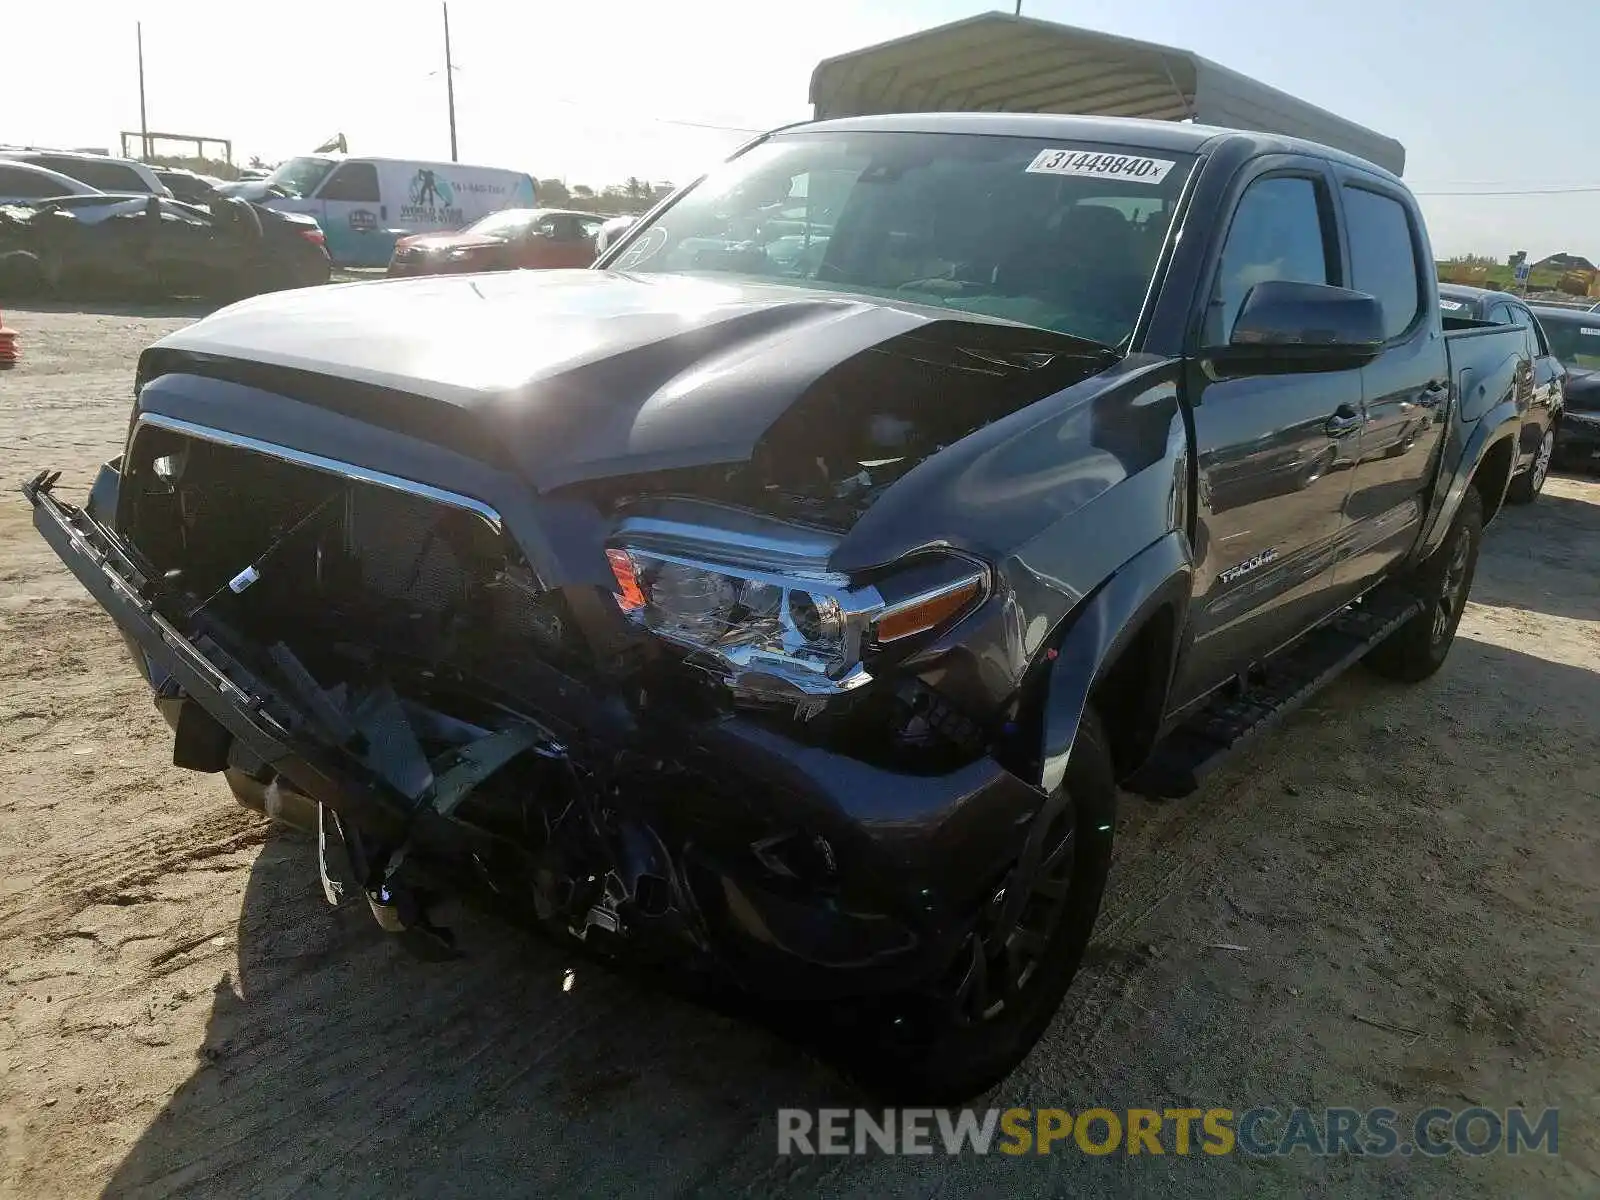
left=9, top=0, right=1598, bottom=258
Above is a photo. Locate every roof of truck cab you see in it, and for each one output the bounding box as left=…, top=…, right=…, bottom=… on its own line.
left=786, top=111, right=1406, bottom=186
left=810, top=13, right=1405, bottom=175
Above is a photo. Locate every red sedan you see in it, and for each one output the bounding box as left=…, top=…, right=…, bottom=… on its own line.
left=387, top=208, right=608, bottom=277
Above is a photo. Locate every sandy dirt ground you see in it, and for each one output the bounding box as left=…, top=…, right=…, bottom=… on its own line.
left=0, top=302, right=1597, bottom=1199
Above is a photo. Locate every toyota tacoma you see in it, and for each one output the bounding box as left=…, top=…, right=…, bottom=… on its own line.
left=25, top=114, right=1532, bottom=1100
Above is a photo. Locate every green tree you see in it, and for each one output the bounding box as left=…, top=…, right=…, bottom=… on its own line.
left=537, top=178, right=570, bottom=207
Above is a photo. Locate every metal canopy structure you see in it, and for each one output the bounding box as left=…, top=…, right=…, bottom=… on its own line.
left=809, top=13, right=1405, bottom=176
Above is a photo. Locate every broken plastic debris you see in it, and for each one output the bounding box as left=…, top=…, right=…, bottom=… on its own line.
left=227, top=565, right=260, bottom=594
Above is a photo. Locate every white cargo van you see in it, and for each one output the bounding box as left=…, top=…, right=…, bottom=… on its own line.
left=221, top=156, right=536, bottom=267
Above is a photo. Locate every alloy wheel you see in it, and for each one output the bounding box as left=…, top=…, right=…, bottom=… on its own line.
left=1532, top=430, right=1554, bottom=493
left=949, top=803, right=1077, bottom=1025
left=1431, top=526, right=1474, bottom=645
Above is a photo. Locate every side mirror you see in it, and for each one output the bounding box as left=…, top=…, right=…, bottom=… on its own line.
left=1216, top=280, right=1386, bottom=373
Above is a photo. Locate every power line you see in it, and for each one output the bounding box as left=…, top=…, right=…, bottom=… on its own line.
left=1413, top=185, right=1600, bottom=197
left=654, top=116, right=765, bottom=134
left=1409, top=178, right=1600, bottom=186
left=538, top=95, right=762, bottom=135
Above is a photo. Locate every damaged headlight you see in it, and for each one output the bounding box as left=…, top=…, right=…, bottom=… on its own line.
left=605, top=506, right=985, bottom=703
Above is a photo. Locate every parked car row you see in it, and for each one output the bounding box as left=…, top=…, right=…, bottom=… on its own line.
left=0, top=148, right=329, bottom=300
left=0, top=194, right=330, bottom=300
left=218, top=155, right=538, bottom=267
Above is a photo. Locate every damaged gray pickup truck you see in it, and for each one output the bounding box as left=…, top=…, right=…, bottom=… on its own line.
left=26, top=114, right=1532, bottom=1100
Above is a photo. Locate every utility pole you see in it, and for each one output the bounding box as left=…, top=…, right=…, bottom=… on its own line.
left=136, top=22, right=150, bottom=160
left=1014, top=0, right=1023, bottom=13
left=443, top=2, right=459, bottom=162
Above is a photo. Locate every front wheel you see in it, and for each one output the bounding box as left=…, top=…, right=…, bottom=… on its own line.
left=847, top=708, right=1117, bottom=1103
left=1365, top=489, right=1483, bottom=682
left=1506, top=429, right=1555, bottom=504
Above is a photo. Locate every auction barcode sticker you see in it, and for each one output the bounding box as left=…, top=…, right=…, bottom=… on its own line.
left=1439, top=299, right=1465, bottom=311
left=1026, top=149, right=1176, bottom=183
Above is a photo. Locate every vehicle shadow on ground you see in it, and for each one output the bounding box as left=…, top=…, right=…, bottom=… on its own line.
left=1470, top=477, right=1600, bottom=624
left=99, top=826, right=861, bottom=1199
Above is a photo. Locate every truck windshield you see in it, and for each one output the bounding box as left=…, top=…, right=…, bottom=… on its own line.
left=264, top=156, right=337, bottom=199
left=1541, top=319, right=1600, bottom=369
left=605, top=130, right=1195, bottom=347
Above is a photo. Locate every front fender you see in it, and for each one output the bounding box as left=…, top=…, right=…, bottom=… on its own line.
left=1038, top=530, right=1192, bottom=794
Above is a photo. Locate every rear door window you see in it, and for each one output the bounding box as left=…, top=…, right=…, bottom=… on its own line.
left=1506, top=305, right=1551, bottom=356
left=34, top=156, right=148, bottom=192
left=1342, top=185, right=1424, bottom=340
left=0, top=165, right=58, bottom=197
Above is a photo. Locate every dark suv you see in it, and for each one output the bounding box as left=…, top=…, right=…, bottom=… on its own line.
left=1529, top=303, right=1600, bottom=467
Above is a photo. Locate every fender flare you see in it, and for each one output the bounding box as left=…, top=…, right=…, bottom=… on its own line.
left=1417, top=397, right=1520, bottom=558
left=1037, top=529, right=1193, bottom=795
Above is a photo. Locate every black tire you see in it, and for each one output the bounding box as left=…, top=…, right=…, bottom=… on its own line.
left=0, top=251, right=46, bottom=297
left=1505, top=429, right=1554, bottom=504
left=1365, top=488, right=1483, bottom=682
left=847, top=708, right=1118, bottom=1103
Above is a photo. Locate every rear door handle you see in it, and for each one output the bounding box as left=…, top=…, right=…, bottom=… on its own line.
left=1325, top=406, right=1362, bottom=437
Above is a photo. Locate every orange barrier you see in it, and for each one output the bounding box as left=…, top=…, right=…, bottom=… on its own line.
left=0, top=311, right=17, bottom=367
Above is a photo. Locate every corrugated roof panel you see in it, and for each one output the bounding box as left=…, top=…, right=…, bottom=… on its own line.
left=1190, top=60, right=1405, bottom=174
left=810, top=14, right=1403, bottom=174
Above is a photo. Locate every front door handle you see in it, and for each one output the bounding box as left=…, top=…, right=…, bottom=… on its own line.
left=1325, top=405, right=1362, bottom=437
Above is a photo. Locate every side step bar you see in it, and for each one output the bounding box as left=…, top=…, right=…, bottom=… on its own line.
left=1127, top=586, right=1423, bottom=799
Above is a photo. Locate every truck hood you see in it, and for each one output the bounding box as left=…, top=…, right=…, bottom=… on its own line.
left=214, top=180, right=274, bottom=202
left=146, top=269, right=1115, bottom=493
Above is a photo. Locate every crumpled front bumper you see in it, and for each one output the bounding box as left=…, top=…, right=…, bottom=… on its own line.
left=25, top=464, right=1048, bottom=999
left=25, top=467, right=417, bottom=843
